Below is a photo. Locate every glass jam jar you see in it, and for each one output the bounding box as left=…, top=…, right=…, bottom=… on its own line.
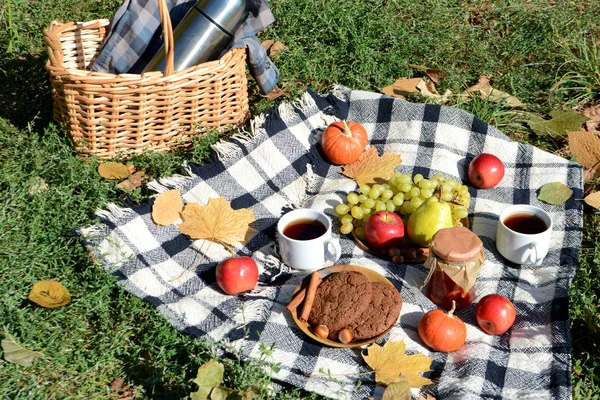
left=423, top=227, right=486, bottom=311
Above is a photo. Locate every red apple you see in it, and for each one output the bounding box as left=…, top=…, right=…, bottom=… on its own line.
left=215, top=256, right=259, bottom=295
left=364, top=211, right=405, bottom=250
left=475, top=294, right=516, bottom=335
left=467, top=153, right=505, bottom=189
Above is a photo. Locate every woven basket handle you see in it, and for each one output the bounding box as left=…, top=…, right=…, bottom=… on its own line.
left=157, top=0, right=175, bottom=76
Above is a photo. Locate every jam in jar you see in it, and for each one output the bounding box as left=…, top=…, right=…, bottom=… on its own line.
left=422, top=227, right=485, bottom=311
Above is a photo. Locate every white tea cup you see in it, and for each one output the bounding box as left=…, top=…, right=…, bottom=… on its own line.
left=496, top=204, right=553, bottom=266
left=277, top=208, right=341, bottom=271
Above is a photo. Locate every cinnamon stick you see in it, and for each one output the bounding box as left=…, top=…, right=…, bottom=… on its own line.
left=285, top=287, right=307, bottom=314
left=299, top=271, right=322, bottom=322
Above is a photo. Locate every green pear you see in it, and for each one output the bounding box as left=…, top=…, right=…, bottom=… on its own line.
left=407, top=196, right=454, bottom=247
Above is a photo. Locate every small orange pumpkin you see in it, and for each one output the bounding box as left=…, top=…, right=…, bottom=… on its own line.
left=418, top=301, right=467, bottom=352
left=321, top=121, right=368, bottom=165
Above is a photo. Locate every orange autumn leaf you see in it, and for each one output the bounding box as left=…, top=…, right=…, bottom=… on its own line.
left=362, top=340, right=433, bottom=388
left=178, top=197, right=255, bottom=246
left=28, top=280, right=71, bottom=308
left=152, top=189, right=183, bottom=226
left=342, top=147, right=402, bottom=186
left=98, top=162, right=131, bottom=180
left=568, top=129, right=600, bottom=170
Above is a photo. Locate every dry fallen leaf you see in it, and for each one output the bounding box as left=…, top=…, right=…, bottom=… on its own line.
left=537, top=182, right=573, bottom=205
left=362, top=339, right=433, bottom=387
left=584, top=191, right=600, bottom=209
left=265, top=86, right=286, bottom=100
left=98, top=162, right=131, bottom=180
left=110, top=378, right=125, bottom=392
left=464, top=75, right=525, bottom=108
left=583, top=167, right=600, bottom=180
left=381, top=83, right=405, bottom=100
left=1, top=327, right=44, bottom=367
left=178, top=197, right=255, bottom=246
left=261, top=39, right=275, bottom=51
left=393, top=77, right=422, bottom=97
left=152, top=189, right=183, bottom=226
left=342, top=147, right=402, bottom=186
left=584, top=120, right=600, bottom=135
left=416, top=79, right=453, bottom=104
left=568, top=129, right=600, bottom=170
left=28, top=280, right=71, bottom=308
left=582, top=105, right=600, bottom=120
left=408, top=64, right=448, bottom=83
left=118, top=170, right=146, bottom=191
left=268, top=41, right=287, bottom=58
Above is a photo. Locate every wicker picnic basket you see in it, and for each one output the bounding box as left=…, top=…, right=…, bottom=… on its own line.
left=43, top=0, right=249, bottom=159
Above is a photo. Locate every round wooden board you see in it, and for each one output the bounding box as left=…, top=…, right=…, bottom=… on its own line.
left=290, top=264, right=402, bottom=348
left=352, top=217, right=469, bottom=263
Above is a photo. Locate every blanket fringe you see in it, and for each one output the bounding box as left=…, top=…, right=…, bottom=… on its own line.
left=232, top=295, right=275, bottom=325
left=331, top=84, right=351, bottom=101
left=95, top=203, right=134, bottom=223
left=147, top=174, right=193, bottom=193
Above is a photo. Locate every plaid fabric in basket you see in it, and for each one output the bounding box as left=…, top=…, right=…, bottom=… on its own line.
left=81, top=86, right=583, bottom=399
left=91, top=0, right=279, bottom=94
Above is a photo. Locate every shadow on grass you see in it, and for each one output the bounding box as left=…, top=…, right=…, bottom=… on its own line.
left=0, top=50, right=54, bottom=129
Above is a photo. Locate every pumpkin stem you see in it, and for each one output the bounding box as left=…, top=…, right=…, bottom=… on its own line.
left=448, top=300, right=457, bottom=317
left=341, top=120, right=353, bottom=137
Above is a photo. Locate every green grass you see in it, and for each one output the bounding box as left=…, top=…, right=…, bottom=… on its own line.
left=1, top=0, right=599, bottom=398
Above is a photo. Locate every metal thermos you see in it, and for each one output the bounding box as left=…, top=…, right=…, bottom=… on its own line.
left=144, top=0, right=248, bottom=73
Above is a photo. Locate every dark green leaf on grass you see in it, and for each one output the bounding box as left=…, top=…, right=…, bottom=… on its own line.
left=527, top=110, right=589, bottom=137
left=2, top=327, right=44, bottom=367
left=538, top=182, right=573, bottom=205
left=190, top=359, right=224, bottom=400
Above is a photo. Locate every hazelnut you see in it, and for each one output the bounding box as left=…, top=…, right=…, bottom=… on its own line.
left=388, top=246, right=401, bottom=258
left=338, top=328, right=354, bottom=344
left=392, top=254, right=404, bottom=264
left=313, top=324, right=329, bottom=339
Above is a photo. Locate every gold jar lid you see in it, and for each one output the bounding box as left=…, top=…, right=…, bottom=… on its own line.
left=430, top=227, right=483, bottom=262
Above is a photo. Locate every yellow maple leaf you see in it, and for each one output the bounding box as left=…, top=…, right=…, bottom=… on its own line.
left=342, top=147, right=402, bottom=186
left=98, top=162, right=131, bottom=180
left=382, top=381, right=411, bottom=400
left=152, top=189, right=184, bottom=226
left=28, top=280, right=71, bottom=308
left=362, top=340, right=433, bottom=388
left=178, top=197, right=255, bottom=246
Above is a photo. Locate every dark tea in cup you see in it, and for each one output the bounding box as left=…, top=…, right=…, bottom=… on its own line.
left=283, top=218, right=327, bottom=240
left=503, top=212, right=548, bottom=235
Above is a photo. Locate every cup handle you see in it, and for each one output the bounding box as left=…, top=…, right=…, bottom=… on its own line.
left=324, top=238, right=341, bottom=263
left=526, top=242, right=543, bottom=266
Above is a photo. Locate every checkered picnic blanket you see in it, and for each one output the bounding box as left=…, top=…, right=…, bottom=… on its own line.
left=81, top=86, right=583, bottom=399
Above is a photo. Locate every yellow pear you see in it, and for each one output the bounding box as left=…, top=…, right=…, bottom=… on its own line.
left=407, top=196, right=454, bottom=247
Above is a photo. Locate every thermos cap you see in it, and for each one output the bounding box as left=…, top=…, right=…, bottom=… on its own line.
left=195, top=0, right=248, bottom=35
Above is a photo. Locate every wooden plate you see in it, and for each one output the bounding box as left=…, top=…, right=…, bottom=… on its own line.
left=290, top=264, right=402, bottom=348
left=353, top=217, right=469, bottom=264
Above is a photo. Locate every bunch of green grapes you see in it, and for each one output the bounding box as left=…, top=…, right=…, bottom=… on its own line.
left=335, top=172, right=471, bottom=239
